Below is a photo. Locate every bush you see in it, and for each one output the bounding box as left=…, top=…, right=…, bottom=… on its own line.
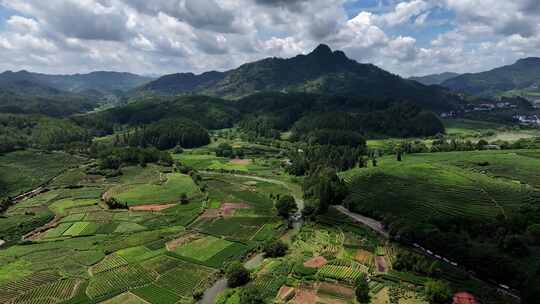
left=293, top=263, right=317, bottom=277
left=225, top=262, right=251, bottom=288
left=263, top=240, right=288, bottom=258
left=239, top=286, right=265, bottom=304
left=425, top=280, right=452, bottom=304
left=355, top=274, right=370, bottom=303
left=275, top=195, right=297, bottom=219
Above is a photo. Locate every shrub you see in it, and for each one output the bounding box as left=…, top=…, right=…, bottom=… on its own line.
left=226, top=262, right=251, bottom=288
left=263, top=240, right=288, bottom=258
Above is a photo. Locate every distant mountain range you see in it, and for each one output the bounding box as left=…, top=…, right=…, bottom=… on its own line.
left=409, top=72, right=460, bottom=86
left=0, top=70, right=153, bottom=96
left=441, top=58, right=540, bottom=98
left=0, top=71, right=154, bottom=116
left=138, top=44, right=462, bottom=111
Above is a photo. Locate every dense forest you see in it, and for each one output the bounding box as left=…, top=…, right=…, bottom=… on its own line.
left=237, top=93, right=445, bottom=140
left=111, top=119, right=210, bottom=150
left=0, top=114, right=91, bottom=153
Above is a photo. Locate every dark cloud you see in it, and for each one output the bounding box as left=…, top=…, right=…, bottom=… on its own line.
left=46, top=2, right=130, bottom=41
left=123, top=0, right=239, bottom=33
left=182, top=0, right=237, bottom=33
left=254, top=0, right=308, bottom=11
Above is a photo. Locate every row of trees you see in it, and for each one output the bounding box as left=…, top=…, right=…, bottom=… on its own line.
left=286, top=145, right=365, bottom=176
left=89, top=144, right=173, bottom=170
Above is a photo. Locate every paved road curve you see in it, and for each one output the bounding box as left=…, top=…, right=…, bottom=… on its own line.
left=333, top=205, right=389, bottom=238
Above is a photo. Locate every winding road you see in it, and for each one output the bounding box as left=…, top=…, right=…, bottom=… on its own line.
left=333, top=205, right=388, bottom=238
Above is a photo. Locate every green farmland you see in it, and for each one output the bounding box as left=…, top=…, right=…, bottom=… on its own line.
left=0, top=135, right=526, bottom=304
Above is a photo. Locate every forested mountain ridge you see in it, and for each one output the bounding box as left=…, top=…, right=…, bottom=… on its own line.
left=0, top=70, right=154, bottom=117
left=409, top=72, right=460, bottom=85
left=138, top=71, right=225, bottom=95
left=0, top=70, right=153, bottom=95
left=442, top=57, right=540, bottom=97
left=138, top=44, right=463, bottom=111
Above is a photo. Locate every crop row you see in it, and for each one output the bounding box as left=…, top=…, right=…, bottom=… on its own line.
left=318, top=265, right=366, bottom=283
left=90, top=254, right=128, bottom=275
left=14, top=278, right=81, bottom=304
left=156, top=264, right=214, bottom=297
left=86, top=264, right=157, bottom=300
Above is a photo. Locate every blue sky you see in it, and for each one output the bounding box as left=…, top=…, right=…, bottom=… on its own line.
left=0, top=0, right=538, bottom=76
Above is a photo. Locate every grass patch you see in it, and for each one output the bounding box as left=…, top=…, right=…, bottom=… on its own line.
left=175, top=235, right=232, bottom=262
left=111, top=173, right=200, bottom=206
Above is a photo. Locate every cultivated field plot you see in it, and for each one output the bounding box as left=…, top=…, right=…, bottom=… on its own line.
left=172, top=234, right=248, bottom=268
left=49, top=198, right=99, bottom=216
left=154, top=261, right=216, bottom=297
left=204, top=174, right=288, bottom=216
left=87, top=264, right=158, bottom=300
left=109, top=172, right=200, bottom=206
left=191, top=216, right=274, bottom=241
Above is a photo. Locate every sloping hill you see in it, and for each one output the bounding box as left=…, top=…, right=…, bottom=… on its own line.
left=0, top=70, right=153, bottom=95
left=442, top=57, right=540, bottom=97
left=139, top=44, right=462, bottom=111
left=409, top=72, right=460, bottom=85
left=139, top=71, right=224, bottom=95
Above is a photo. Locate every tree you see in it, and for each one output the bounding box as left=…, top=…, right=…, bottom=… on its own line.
left=216, top=143, right=234, bottom=158
left=239, top=286, right=265, bottom=304
left=225, top=262, right=250, bottom=288
left=477, top=139, right=489, bottom=150
left=355, top=274, right=370, bottom=303
left=397, top=150, right=402, bottom=162
left=522, top=267, right=540, bottom=303
left=275, top=195, right=297, bottom=219
left=179, top=193, right=189, bottom=205
left=527, top=224, right=540, bottom=244
left=425, top=280, right=452, bottom=304
left=262, top=240, right=288, bottom=258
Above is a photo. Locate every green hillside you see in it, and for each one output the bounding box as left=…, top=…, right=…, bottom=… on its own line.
left=343, top=150, right=540, bottom=287
left=442, top=57, right=540, bottom=97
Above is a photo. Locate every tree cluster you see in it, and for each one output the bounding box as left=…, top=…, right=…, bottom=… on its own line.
left=90, top=144, right=173, bottom=170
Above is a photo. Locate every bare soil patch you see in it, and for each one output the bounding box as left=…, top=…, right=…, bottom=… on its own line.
left=230, top=158, right=251, bottom=165
left=293, top=287, right=318, bottom=304
left=355, top=249, right=374, bottom=264
left=220, top=202, right=251, bottom=217
left=201, top=208, right=221, bottom=218
left=166, top=233, right=199, bottom=251
left=129, top=204, right=176, bottom=212
left=318, top=282, right=354, bottom=298
left=304, top=256, right=328, bottom=268
left=375, top=256, right=387, bottom=272
left=277, top=286, right=295, bottom=302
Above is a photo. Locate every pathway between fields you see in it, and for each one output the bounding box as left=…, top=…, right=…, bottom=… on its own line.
left=333, top=205, right=389, bottom=238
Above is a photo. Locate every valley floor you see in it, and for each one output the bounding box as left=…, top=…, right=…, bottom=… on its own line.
left=0, top=136, right=524, bottom=304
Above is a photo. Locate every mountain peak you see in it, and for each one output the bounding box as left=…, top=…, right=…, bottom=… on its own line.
left=310, top=44, right=333, bottom=56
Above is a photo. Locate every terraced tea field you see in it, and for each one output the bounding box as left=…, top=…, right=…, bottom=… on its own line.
left=343, top=150, right=540, bottom=222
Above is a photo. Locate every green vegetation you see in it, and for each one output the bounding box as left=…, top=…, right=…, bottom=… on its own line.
left=110, top=172, right=199, bottom=206
left=344, top=150, right=540, bottom=293
left=226, top=261, right=251, bottom=288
